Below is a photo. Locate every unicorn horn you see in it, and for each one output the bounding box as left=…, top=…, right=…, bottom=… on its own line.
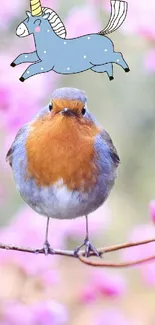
left=30, top=0, right=43, bottom=16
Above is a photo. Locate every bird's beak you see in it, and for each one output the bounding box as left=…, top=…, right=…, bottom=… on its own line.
left=61, top=108, right=74, bottom=116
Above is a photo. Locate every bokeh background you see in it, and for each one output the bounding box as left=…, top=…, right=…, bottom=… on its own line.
left=0, top=0, right=155, bottom=324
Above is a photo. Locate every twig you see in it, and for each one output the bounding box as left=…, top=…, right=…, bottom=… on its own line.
left=0, top=238, right=154, bottom=268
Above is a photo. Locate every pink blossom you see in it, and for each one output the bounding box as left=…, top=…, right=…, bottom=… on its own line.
left=64, top=5, right=101, bottom=38
left=79, top=286, right=97, bottom=304
left=0, top=0, right=26, bottom=29
left=115, top=0, right=155, bottom=40
left=144, top=50, right=155, bottom=74
left=0, top=51, right=57, bottom=133
left=40, top=269, right=59, bottom=286
left=42, top=0, right=58, bottom=10
left=64, top=203, right=111, bottom=239
left=101, top=0, right=155, bottom=41
left=95, top=309, right=134, bottom=325
left=78, top=269, right=126, bottom=304
left=149, top=200, right=155, bottom=223
left=2, top=300, right=68, bottom=325
left=0, top=0, right=58, bottom=29
left=122, top=223, right=155, bottom=286
left=2, top=301, right=34, bottom=325
left=0, top=206, right=67, bottom=275
left=91, top=269, right=127, bottom=298
left=32, top=300, right=68, bottom=325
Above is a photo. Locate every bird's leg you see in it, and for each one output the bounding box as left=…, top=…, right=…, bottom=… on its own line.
left=43, top=216, right=55, bottom=255
left=74, top=215, right=100, bottom=257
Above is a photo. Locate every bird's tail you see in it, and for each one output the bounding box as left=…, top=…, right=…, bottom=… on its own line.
left=99, top=0, right=128, bottom=36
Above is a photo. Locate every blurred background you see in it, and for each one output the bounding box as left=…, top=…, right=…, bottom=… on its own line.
left=0, top=0, right=155, bottom=324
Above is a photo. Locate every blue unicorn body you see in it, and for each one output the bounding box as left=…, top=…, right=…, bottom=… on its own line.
left=11, top=0, right=130, bottom=82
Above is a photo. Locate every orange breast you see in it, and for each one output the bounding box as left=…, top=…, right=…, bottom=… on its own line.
left=25, top=113, right=101, bottom=192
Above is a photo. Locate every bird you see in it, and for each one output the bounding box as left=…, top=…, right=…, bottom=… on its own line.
left=6, top=87, right=120, bottom=257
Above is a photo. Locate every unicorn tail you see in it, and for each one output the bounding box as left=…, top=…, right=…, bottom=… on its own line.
left=99, top=0, right=128, bottom=35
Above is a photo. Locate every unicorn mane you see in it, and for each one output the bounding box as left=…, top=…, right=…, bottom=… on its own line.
left=42, top=7, right=67, bottom=39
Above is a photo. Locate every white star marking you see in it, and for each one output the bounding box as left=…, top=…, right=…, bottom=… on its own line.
left=84, top=55, right=86, bottom=59
left=27, top=71, right=30, bottom=74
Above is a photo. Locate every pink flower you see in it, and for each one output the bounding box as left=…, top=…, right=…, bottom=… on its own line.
left=32, top=300, right=68, bottom=325
left=95, top=309, right=134, bottom=325
left=116, top=0, right=155, bottom=40
left=2, top=300, right=68, bottom=325
left=149, top=200, right=155, bottom=223
left=0, top=51, right=58, bottom=133
left=64, top=203, right=111, bottom=239
left=2, top=301, right=34, bottom=325
left=78, top=269, right=126, bottom=304
left=40, top=269, right=59, bottom=286
left=101, top=0, right=155, bottom=41
left=144, top=50, right=155, bottom=73
left=42, top=0, right=58, bottom=10
left=92, top=269, right=127, bottom=298
left=0, top=0, right=26, bottom=29
left=79, top=286, right=97, bottom=304
left=0, top=206, right=67, bottom=275
left=64, top=5, right=101, bottom=38
left=122, top=223, right=155, bottom=286
left=0, top=0, right=58, bottom=29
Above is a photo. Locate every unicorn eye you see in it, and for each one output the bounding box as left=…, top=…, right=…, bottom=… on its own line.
left=49, top=103, right=53, bottom=111
left=81, top=107, right=86, bottom=115
left=34, top=19, right=41, bottom=26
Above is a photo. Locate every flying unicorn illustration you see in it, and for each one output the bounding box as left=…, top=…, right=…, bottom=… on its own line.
left=11, top=0, right=130, bottom=82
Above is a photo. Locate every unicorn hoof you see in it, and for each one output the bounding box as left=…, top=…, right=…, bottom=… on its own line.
left=125, top=68, right=130, bottom=72
left=10, top=62, right=16, bottom=67
left=19, top=77, right=25, bottom=82
left=109, top=76, right=114, bottom=81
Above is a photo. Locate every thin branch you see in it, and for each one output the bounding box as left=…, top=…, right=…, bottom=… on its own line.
left=79, top=254, right=155, bottom=268
left=0, top=238, right=155, bottom=268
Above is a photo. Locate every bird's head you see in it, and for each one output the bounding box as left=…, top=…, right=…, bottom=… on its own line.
left=29, top=87, right=100, bottom=147
left=49, top=87, right=88, bottom=120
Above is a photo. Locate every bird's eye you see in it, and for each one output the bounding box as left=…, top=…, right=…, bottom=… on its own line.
left=81, top=107, right=86, bottom=115
left=49, top=103, right=53, bottom=111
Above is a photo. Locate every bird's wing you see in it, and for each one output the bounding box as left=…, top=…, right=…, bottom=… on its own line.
left=6, top=127, right=24, bottom=168
left=100, top=129, right=120, bottom=167
left=6, top=106, right=50, bottom=168
left=6, top=146, right=13, bottom=167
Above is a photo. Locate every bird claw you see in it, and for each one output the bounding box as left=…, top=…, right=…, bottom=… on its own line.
left=43, top=241, right=55, bottom=256
left=74, top=239, right=100, bottom=258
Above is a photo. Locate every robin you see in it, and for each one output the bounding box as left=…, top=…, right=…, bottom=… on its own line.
left=6, top=87, right=120, bottom=257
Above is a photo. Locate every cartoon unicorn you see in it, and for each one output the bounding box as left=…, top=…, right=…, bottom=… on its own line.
left=11, top=0, right=130, bottom=82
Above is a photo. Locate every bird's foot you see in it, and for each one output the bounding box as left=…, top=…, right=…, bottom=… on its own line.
left=74, top=238, right=100, bottom=258
left=43, top=241, right=55, bottom=256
